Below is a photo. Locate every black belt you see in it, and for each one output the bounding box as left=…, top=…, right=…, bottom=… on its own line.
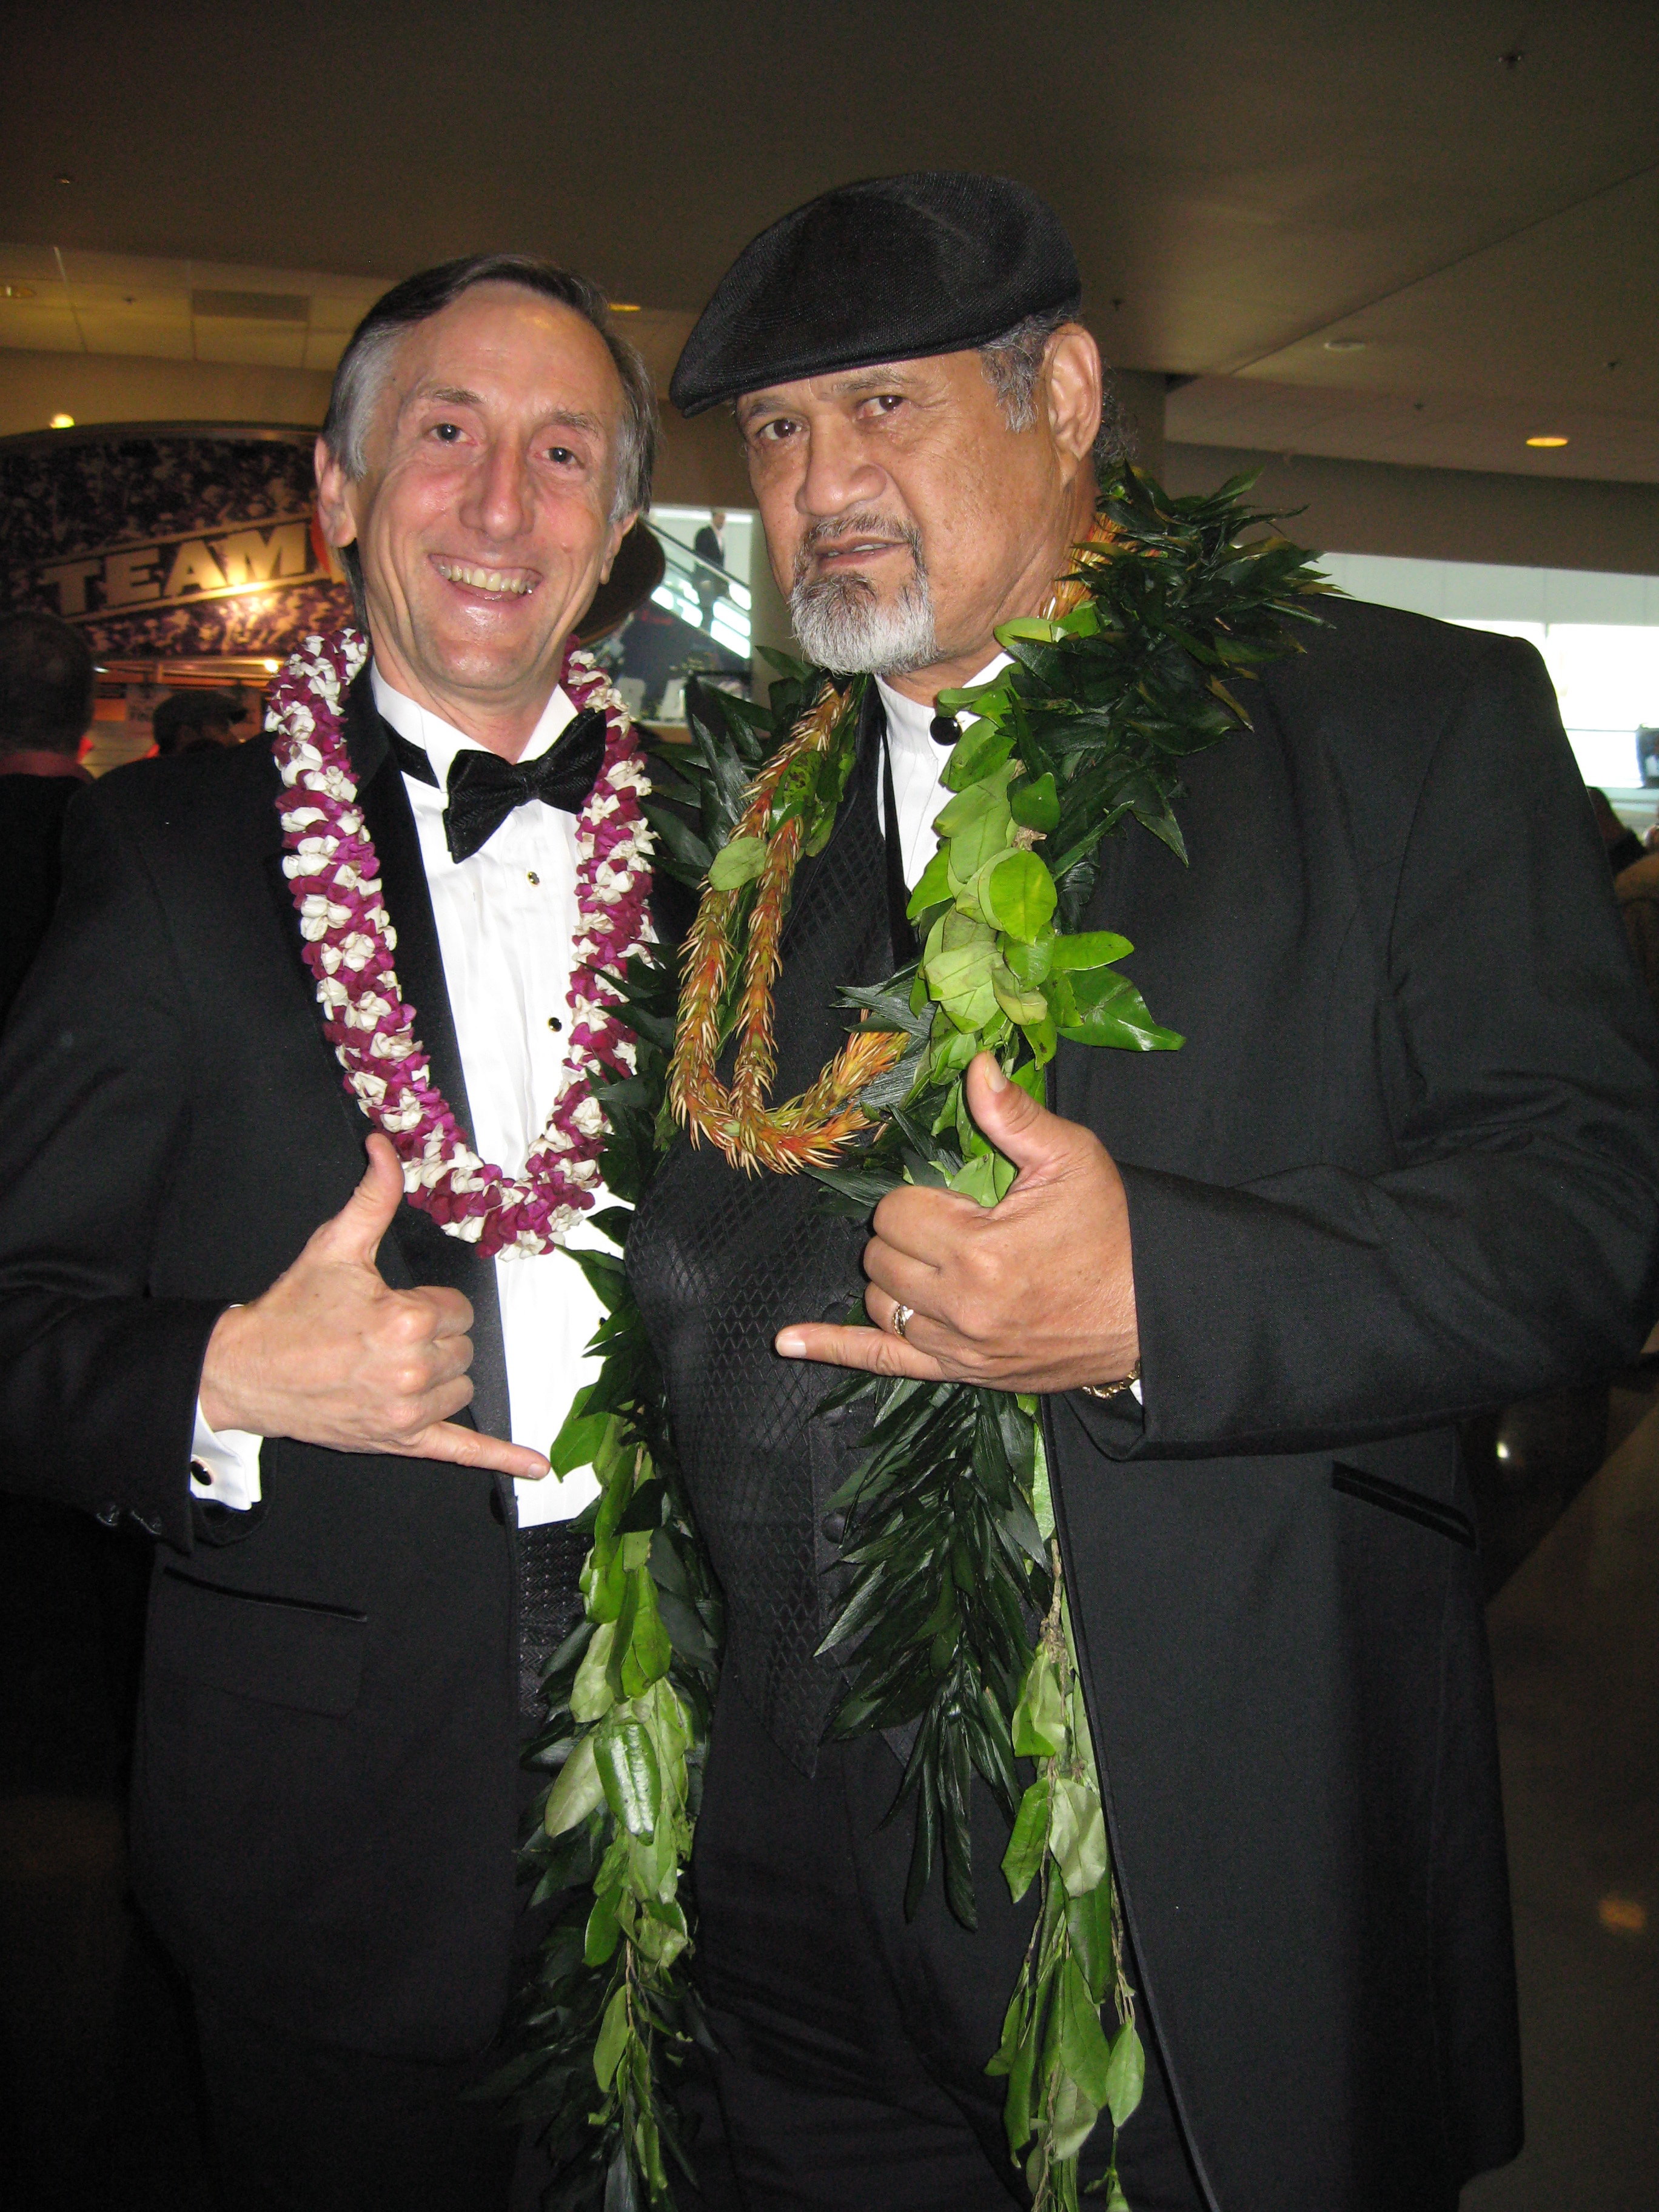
left=515, top=1518, right=589, bottom=1721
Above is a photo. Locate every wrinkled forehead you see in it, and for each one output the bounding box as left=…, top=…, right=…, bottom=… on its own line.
left=381, top=284, right=623, bottom=431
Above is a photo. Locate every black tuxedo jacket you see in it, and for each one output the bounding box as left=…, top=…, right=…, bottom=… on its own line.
left=0, top=769, right=84, bottom=1022
left=0, top=671, right=547, bottom=2059
left=628, top=597, right=1659, bottom=2210
left=1040, top=598, right=1659, bottom=2205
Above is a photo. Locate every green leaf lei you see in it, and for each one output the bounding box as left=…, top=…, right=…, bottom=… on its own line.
left=508, top=472, right=1325, bottom=2209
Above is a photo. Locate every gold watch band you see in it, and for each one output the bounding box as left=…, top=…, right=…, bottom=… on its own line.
left=1079, top=1358, right=1142, bottom=1403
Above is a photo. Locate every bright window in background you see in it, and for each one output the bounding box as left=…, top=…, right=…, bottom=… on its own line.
left=649, top=507, right=754, bottom=662
left=1318, top=554, right=1659, bottom=796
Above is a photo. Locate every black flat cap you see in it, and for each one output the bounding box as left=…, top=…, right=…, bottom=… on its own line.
left=670, top=172, right=1081, bottom=417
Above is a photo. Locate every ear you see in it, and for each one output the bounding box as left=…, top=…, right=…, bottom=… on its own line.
left=1042, top=327, right=1104, bottom=474
left=313, top=436, right=360, bottom=552
left=598, top=509, right=638, bottom=584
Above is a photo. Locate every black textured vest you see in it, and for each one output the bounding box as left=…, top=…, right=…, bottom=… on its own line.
left=627, top=688, right=897, bottom=1774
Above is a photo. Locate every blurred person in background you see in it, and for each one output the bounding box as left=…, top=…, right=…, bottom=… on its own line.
left=1615, top=841, right=1659, bottom=1025
left=1589, top=785, right=1645, bottom=874
left=0, top=608, right=95, bottom=1024
left=151, top=686, right=243, bottom=756
left=692, top=504, right=728, bottom=627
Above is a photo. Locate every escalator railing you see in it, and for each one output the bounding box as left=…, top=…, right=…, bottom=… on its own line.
left=649, top=528, right=752, bottom=660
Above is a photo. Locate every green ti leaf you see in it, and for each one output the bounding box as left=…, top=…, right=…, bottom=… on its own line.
left=1057, top=1956, right=1113, bottom=2110
left=1008, top=771, right=1059, bottom=832
left=1066, top=1879, right=1116, bottom=2003
left=593, top=1982, right=630, bottom=2094
left=906, top=845, right=953, bottom=919
left=549, top=1389, right=611, bottom=1478
left=594, top=1716, right=662, bottom=1838
left=543, top=1735, right=604, bottom=1838
left=706, top=833, right=768, bottom=890
left=981, top=850, right=1057, bottom=943
left=1002, top=1776, right=1051, bottom=1902
left=583, top=1883, right=622, bottom=1966
left=991, top=962, right=1050, bottom=1028
left=1011, top=1651, right=1067, bottom=1758
left=1048, top=1775, right=1108, bottom=1897
left=1002, top=928, right=1054, bottom=986
left=1105, top=2020, right=1147, bottom=2129
left=571, top=1621, right=618, bottom=1722
left=619, top=1570, right=673, bottom=1694
left=1049, top=929, right=1133, bottom=973
left=939, top=715, right=1014, bottom=792
left=1049, top=965, right=1183, bottom=1052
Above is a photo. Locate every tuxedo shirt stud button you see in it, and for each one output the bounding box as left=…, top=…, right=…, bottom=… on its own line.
left=526, top=871, right=541, bottom=886
left=548, top=1015, right=563, bottom=1033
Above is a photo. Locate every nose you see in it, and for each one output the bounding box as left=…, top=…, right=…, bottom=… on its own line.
left=461, top=434, right=532, bottom=543
left=796, top=413, right=885, bottom=522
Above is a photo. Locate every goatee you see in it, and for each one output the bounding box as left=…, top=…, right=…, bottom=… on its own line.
left=788, top=517, right=938, bottom=677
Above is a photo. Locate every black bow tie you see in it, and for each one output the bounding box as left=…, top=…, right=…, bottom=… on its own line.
left=383, top=708, right=608, bottom=862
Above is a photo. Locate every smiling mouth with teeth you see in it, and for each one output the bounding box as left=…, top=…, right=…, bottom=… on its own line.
left=432, top=557, right=537, bottom=597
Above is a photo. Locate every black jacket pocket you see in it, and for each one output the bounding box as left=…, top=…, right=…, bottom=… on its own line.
left=1330, top=1460, right=1476, bottom=1548
left=151, top=1566, right=367, bottom=1715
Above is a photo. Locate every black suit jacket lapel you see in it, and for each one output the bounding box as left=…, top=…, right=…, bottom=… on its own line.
left=779, top=678, right=884, bottom=957
left=279, top=668, right=511, bottom=1447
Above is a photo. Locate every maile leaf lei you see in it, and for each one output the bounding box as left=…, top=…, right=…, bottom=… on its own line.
left=515, top=472, right=1325, bottom=2209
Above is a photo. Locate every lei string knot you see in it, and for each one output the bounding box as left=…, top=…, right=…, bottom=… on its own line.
left=268, top=626, right=655, bottom=1258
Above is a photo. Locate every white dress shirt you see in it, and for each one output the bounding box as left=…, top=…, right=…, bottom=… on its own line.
left=190, top=667, right=617, bottom=1526
left=876, top=654, right=1011, bottom=891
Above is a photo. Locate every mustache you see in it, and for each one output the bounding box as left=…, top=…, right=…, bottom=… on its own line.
left=791, top=512, right=923, bottom=588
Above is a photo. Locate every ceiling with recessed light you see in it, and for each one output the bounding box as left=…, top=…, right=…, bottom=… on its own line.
left=1, top=0, right=1655, bottom=484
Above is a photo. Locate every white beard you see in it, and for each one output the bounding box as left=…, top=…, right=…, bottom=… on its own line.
left=788, top=521, right=939, bottom=676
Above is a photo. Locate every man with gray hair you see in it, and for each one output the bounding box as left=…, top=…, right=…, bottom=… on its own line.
left=629, top=174, right=1659, bottom=2210
left=0, top=256, right=658, bottom=2208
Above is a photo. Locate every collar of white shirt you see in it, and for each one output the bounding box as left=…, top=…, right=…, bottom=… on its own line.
left=876, top=652, right=1011, bottom=892
left=369, top=665, right=576, bottom=788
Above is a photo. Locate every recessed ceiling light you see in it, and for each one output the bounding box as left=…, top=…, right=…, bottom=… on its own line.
left=1597, top=1894, right=1646, bottom=1936
left=1323, top=338, right=1366, bottom=352
left=1526, top=435, right=1569, bottom=448
left=49, top=412, right=75, bottom=429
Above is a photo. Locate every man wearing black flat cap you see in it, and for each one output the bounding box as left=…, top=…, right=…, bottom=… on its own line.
left=628, top=175, right=1659, bottom=2210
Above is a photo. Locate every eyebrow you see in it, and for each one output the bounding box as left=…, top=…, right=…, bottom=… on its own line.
left=401, top=385, right=605, bottom=440
left=737, top=364, right=926, bottom=426
left=404, top=382, right=483, bottom=416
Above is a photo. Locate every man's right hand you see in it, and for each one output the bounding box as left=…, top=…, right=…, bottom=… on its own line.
left=198, top=1133, right=549, bottom=1481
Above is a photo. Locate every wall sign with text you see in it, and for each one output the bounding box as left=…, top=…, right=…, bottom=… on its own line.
left=0, top=423, right=354, bottom=658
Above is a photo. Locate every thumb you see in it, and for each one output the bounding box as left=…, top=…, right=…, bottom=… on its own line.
left=313, top=1131, right=406, bottom=1267
left=964, top=1051, right=1076, bottom=1182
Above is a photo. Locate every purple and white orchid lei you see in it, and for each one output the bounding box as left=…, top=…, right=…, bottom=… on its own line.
left=269, top=626, right=654, bottom=1257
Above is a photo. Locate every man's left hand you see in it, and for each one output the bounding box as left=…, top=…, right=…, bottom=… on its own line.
left=776, top=1052, right=1139, bottom=1393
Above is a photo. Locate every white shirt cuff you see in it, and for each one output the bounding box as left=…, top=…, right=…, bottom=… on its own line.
left=189, top=1401, right=263, bottom=1510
